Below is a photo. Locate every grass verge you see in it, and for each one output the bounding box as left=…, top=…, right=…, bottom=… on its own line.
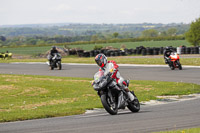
left=0, top=74, right=200, bottom=122
left=154, top=127, right=200, bottom=133
left=1, top=56, right=200, bottom=66
left=0, top=40, right=190, bottom=55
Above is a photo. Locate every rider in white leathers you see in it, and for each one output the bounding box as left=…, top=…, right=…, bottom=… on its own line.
left=94, top=53, right=134, bottom=101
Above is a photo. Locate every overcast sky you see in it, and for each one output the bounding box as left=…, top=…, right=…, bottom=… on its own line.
left=0, top=0, right=200, bottom=25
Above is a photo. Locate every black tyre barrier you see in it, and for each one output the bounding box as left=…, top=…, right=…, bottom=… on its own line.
left=194, top=47, right=199, bottom=54
left=110, top=51, right=115, bottom=56
left=90, top=50, right=95, bottom=57
left=74, top=46, right=200, bottom=57
left=127, top=49, right=133, bottom=55
left=114, top=51, right=118, bottom=56
left=105, top=50, right=111, bottom=57
left=181, top=46, right=186, bottom=54
left=120, top=51, right=126, bottom=56
left=190, top=47, right=194, bottom=54
left=133, top=49, right=137, bottom=55
left=141, top=49, right=147, bottom=56
left=186, top=47, right=191, bottom=54
left=83, top=51, right=90, bottom=57
left=199, top=47, right=200, bottom=54
left=160, top=47, right=164, bottom=54
left=77, top=50, right=84, bottom=57
left=153, top=48, right=159, bottom=55
left=69, top=50, right=77, bottom=55
left=146, top=48, right=153, bottom=55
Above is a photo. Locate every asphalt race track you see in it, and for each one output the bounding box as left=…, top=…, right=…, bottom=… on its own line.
left=0, top=63, right=200, bottom=133
left=0, top=63, right=200, bottom=84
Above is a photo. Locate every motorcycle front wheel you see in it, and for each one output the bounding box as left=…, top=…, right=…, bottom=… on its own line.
left=101, top=94, right=118, bottom=115
left=58, top=61, right=62, bottom=70
left=177, top=60, right=182, bottom=70
left=169, top=63, right=175, bottom=70
left=127, top=91, right=140, bottom=112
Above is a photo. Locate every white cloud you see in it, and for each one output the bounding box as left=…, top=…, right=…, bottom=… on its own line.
left=51, top=4, right=72, bottom=11
left=0, top=0, right=200, bottom=25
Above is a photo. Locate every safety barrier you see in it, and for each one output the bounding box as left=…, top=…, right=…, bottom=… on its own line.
left=67, top=46, right=200, bottom=57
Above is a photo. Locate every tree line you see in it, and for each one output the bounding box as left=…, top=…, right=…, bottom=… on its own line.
left=0, top=20, right=200, bottom=47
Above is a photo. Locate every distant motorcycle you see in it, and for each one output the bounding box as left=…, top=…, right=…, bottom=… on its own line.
left=168, top=52, right=182, bottom=70
left=47, top=53, right=62, bottom=70
left=92, top=70, right=140, bottom=115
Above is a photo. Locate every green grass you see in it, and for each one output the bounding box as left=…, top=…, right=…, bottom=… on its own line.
left=154, top=127, right=200, bottom=133
left=68, top=40, right=190, bottom=51
left=0, top=74, right=200, bottom=122
left=0, top=46, right=52, bottom=55
left=0, top=40, right=190, bottom=55
left=1, top=56, right=200, bottom=66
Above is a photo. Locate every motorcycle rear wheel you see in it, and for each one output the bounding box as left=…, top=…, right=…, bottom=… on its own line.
left=127, top=91, right=140, bottom=112
left=101, top=94, right=118, bottom=115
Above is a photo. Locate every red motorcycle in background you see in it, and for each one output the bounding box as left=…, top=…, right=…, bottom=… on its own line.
left=168, top=52, right=182, bottom=70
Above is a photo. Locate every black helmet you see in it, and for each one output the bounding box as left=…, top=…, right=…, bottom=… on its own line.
left=52, top=46, right=56, bottom=50
left=165, top=46, right=172, bottom=50
left=95, top=54, right=107, bottom=67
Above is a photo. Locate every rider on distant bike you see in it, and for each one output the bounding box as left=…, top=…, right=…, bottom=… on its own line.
left=94, top=53, right=135, bottom=101
left=48, top=46, right=59, bottom=65
left=163, top=46, right=174, bottom=65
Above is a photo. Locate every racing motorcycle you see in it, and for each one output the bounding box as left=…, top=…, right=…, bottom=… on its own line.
left=92, top=70, right=140, bottom=115
left=168, top=52, right=182, bottom=70
left=47, top=53, right=62, bottom=70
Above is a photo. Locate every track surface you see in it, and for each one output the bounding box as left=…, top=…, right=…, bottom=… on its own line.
left=0, top=98, right=200, bottom=133
left=0, top=63, right=200, bottom=133
left=0, top=63, right=200, bottom=84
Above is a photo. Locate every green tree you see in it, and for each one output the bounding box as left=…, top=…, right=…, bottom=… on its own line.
left=113, top=32, right=119, bottom=38
left=91, top=35, right=99, bottom=41
left=0, top=36, right=6, bottom=41
left=142, top=29, right=158, bottom=37
left=186, top=17, right=200, bottom=46
left=0, top=40, right=3, bottom=47
left=160, top=31, right=167, bottom=36
left=167, top=28, right=177, bottom=36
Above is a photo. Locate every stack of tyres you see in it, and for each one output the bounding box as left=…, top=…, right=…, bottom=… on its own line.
left=146, top=48, right=153, bottom=55
left=90, top=50, right=95, bottom=57
left=186, top=47, right=191, bottom=54
left=194, top=47, right=199, bottom=54
left=110, top=51, right=115, bottom=56
left=133, top=49, right=137, bottom=55
left=69, top=49, right=77, bottom=55
left=83, top=51, right=90, bottom=57
left=153, top=48, right=159, bottom=55
left=106, top=50, right=111, bottom=57
left=181, top=46, right=186, bottom=54
left=160, top=47, right=164, bottom=54
left=120, top=51, right=126, bottom=56
left=199, top=47, right=200, bottom=54
left=141, top=49, right=147, bottom=56
left=77, top=50, right=84, bottom=57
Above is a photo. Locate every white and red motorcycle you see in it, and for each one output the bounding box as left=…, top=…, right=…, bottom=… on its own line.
left=168, top=52, right=182, bottom=70
left=92, top=70, right=140, bottom=115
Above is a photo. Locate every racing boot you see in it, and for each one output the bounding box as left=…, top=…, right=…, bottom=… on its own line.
left=127, top=91, right=134, bottom=101
left=124, top=86, right=134, bottom=101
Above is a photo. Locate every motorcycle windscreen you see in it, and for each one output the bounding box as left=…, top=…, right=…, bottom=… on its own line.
left=94, top=71, right=104, bottom=83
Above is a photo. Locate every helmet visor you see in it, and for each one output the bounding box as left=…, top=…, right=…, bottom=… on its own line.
left=95, top=60, right=102, bottom=66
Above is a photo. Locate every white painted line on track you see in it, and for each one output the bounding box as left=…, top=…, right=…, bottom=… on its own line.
left=77, top=110, right=131, bottom=118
